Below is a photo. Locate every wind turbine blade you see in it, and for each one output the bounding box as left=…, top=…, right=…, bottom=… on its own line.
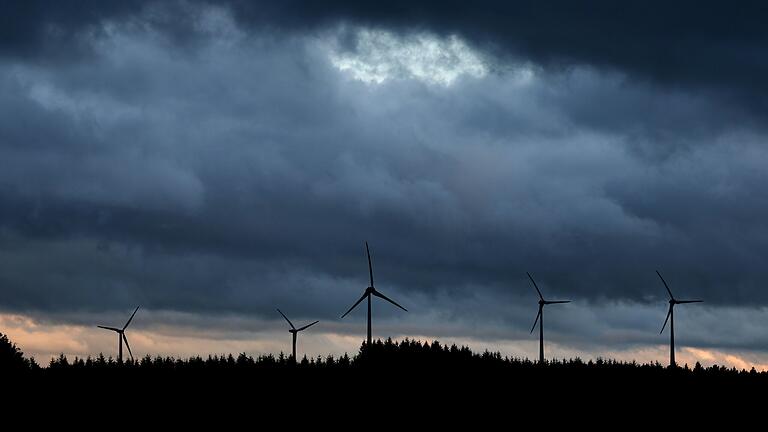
left=97, top=326, right=121, bottom=332
left=526, top=272, right=544, bottom=301
left=660, top=305, right=672, bottom=334
left=296, top=320, right=319, bottom=332
left=530, top=307, right=542, bottom=334
left=677, top=300, right=703, bottom=304
left=366, top=241, right=374, bottom=288
left=122, top=333, right=134, bottom=361
left=656, top=270, right=675, bottom=300
left=546, top=300, right=571, bottom=304
left=122, top=306, right=140, bottom=330
left=371, top=290, right=408, bottom=312
left=341, top=292, right=368, bottom=318
left=277, top=308, right=295, bottom=330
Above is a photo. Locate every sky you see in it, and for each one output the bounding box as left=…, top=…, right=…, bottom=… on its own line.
left=2, top=1, right=768, bottom=369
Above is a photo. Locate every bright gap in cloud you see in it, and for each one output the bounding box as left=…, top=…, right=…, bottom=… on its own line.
left=326, top=28, right=488, bottom=86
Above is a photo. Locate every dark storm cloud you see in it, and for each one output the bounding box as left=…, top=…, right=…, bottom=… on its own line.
left=0, top=21, right=766, bottom=313
left=0, top=0, right=220, bottom=60
left=5, top=1, right=768, bottom=114
left=0, top=0, right=146, bottom=58
left=215, top=0, right=768, bottom=116
left=227, top=2, right=768, bottom=82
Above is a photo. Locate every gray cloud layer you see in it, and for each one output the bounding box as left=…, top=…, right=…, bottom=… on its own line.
left=5, top=1, right=768, bottom=115
left=1, top=2, right=768, bottom=353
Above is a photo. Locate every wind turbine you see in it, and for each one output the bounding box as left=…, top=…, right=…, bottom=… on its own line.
left=527, top=272, right=570, bottom=364
left=657, top=270, right=702, bottom=368
left=341, top=241, right=407, bottom=347
left=97, top=306, right=139, bottom=363
left=277, top=308, right=319, bottom=364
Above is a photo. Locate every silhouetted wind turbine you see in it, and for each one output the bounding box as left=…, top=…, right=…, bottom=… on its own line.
left=657, top=270, right=702, bottom=368
left=341, top=241, right=407, bottom=347
left=277, top=308, right=318, bottom=364
left=97, top=306, right=139, bottom=363
left=527, top=272, right=570, bottom=364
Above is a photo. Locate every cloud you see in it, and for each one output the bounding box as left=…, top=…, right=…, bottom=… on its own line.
left=2, top=2, right=768, bottom=364
left=1, top=15, right=767, bottom=305
left=7, top=2, right=768, bottom=111
left=326, top=27, right=487, bottom=85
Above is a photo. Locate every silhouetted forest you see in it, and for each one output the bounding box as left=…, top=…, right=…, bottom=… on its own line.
left=3, top=332, right=764, bottom=379
left=3, top=331, right=764, bottom=418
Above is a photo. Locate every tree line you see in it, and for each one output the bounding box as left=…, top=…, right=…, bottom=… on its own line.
left=2, top=332, right=764, bottom=382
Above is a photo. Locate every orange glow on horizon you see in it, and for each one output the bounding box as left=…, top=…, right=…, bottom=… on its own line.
left=1, top=313, right=766, bottom=371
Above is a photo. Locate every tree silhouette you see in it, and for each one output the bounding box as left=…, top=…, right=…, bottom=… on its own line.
left=3, top=333, right=766, bottom=396
left=0, top=332, right=37, bottom=371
